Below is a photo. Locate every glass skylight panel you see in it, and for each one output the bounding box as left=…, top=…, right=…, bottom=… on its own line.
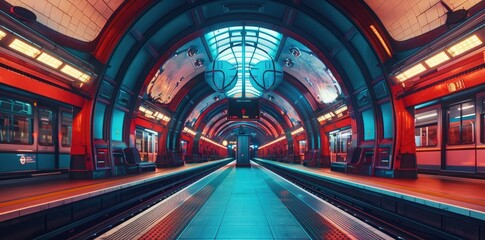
left=205, top=26, right=282, bottom=98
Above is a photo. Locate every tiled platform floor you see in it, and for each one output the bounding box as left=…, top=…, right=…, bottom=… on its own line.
left=178, top=164, right=310, bottom=239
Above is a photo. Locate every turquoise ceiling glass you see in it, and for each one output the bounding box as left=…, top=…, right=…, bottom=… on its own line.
left=205, top=26, right=282, bottom=98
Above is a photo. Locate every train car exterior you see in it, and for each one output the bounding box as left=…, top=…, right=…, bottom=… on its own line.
left=415, top=91, right=485, bottom=175
left=0, top=89, right=73, bottom=177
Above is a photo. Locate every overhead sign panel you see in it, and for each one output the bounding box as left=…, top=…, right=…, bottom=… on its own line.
left=227, top=98, right=260, bottom=120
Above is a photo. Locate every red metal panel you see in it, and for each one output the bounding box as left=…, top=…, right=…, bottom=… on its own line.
left=0, top=63, right=86, bottom=107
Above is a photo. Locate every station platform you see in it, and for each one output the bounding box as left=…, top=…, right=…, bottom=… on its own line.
left=0, top=159, right=231, bottom=222
left=99, top=161, right=391, bottom=239
left=255, top=159, right=485, bottom=219
left=1, top=158, right=484, bottom=239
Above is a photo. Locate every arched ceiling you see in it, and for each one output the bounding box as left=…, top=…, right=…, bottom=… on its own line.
left=5, top=0, right=482, bottom=151
left=5, top=0, right=481, bottom=42
left=144, top=24, right=337, bottom=143
left=147, top=28, right=342, bottom=107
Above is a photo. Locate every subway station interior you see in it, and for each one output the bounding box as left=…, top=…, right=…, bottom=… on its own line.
left=0, top=0, right=484, bottom=239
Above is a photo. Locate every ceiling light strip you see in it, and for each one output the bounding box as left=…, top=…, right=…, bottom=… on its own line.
left=259, top=136, right=286, bottom=149
left=0, top=29, right=6, bottom=40
left=36, top=52, right=63, bottom=69
left=424, top=51, right=450, bottom=68
left=395, top=63, right=426, bottom=82
left=394, top=34, right=483, bottom=83
left=447, top=35, right=482, bottom=57
left=8, top=38, right=41, bottom=58
left=1, top=25, right=95, bottom=84
left=370, top=25, right=392, bottom=57
left=200, top=136, right=226, bottom=149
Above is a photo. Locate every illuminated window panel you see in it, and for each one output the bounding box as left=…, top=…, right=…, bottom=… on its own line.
left=0, top=29, right=6, bottom=40
left=334, top=105, right=348, bottom=116
left=395, top=63, right=426, bottom=82
left=424, top=51, right=450, bottom=68
left=205, top=26, right=282, bottom=98
left=9, top=39, right=41, bottom=58
left=61, top=64, right=91, bottom=82
left=36, top=52, right=63, bottom=69
left=447, top=35, right=482, bottom=57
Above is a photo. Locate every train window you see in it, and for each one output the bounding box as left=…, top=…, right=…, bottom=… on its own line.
left=415, top=110, right=438, bottom=147
left=482, top=98, right=485, bottom=144
left=38, top=108, right=54, bottom=146
left=481, top=113, right=485, bottom=143
left=61, top=112, right=73, bottom=147
left=0, top=98, right=33, bottom=144
left=329, top=129, right=352, bottom=162
left=447, top=101, right=475, bottom=145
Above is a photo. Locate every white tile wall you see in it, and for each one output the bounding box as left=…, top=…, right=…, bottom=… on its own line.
left=366, top=0, right=481, bottom=41
left=6, top=0, right=124, bottom=42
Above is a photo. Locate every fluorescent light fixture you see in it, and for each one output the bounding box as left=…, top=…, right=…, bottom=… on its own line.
left=183, top=127, right=196, bottom=136
left=61, top=64, right=91, bottom=82
left=334, top=105, right=348, bottom=115
left=317, top=115, right=327, bottom=122
left=291, top=127, right=304, bottom=135
left=370, top=25, right=392, bottom=57
left=455, top=113, right=475, bottom=119
left=139, top=106, right=147, bottom=112
left=0, top=30, right=6, bottom=40
left=395, top=63, right=426, bottom=82
left=144, top=128, right=158, bottom=135
left=416, top=113, right=437, bottom=120
left=324, top=113, right=334, bottom=119
left=9, top=38, right=41, bottom=58
left=447, top=35, right=482, bottom=57
left=458, top=105, right=474, bottom=110
left=328, top=129, right=339, bottom=135
left=259, top=136, right=286, bottom=149
left=144, top=109, right=153, bottom=116
left=424, top=51, right=450, bottom=68
left=36, top=52, right=63, bottom=69
left=154, top=112, right=164, bottom=120
left=200, top=136, right=226, bottom=149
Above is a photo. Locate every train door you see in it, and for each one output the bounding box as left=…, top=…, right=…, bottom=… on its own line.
left=59, top=110, right=73, bottom=169
left=180, top=140, right=187, bottom=161
left=415, top=107, right=441, bottom=170
left=135, top=128, right=158, bottom=162
left=477, top=94, right=485, bottom=173
left=37, top=105, right=57, bottom=170
left=0, top=97, right=35, bottom=173
left=298, top=140, right=307, bottom=161
left=329, top=128, right=352, bottom=163
left=445, top=100, right=476, bottom=172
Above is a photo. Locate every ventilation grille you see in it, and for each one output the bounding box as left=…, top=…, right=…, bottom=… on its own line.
left=10, top=6, right=37, bottom=23
left=223, top=3, right=265, bottom=12
left=373, top=81, right=388, bottom=99
left=100, top=82, right=114, bottom=99
left=117, top=90, right=132, bottom=108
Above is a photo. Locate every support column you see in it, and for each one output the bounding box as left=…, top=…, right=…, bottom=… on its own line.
left=236, top=126, right=251, bottom=167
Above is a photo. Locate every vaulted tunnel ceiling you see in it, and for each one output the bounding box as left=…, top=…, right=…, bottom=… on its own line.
left=7, top=0, right=480, bottom=42
left=4, top=0, right=482, bottom=150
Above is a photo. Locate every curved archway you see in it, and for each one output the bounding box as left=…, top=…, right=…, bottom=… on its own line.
left=79, top=0, right=415, bottom=178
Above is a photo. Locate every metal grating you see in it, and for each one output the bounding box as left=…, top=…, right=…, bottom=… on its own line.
left=258, top=161, right=392, bottom=240
left=98, top=165, right=232, bottom=240
left=139, top=167, right=231, bottom=239
left=264, top=177, right=351, bottom=239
